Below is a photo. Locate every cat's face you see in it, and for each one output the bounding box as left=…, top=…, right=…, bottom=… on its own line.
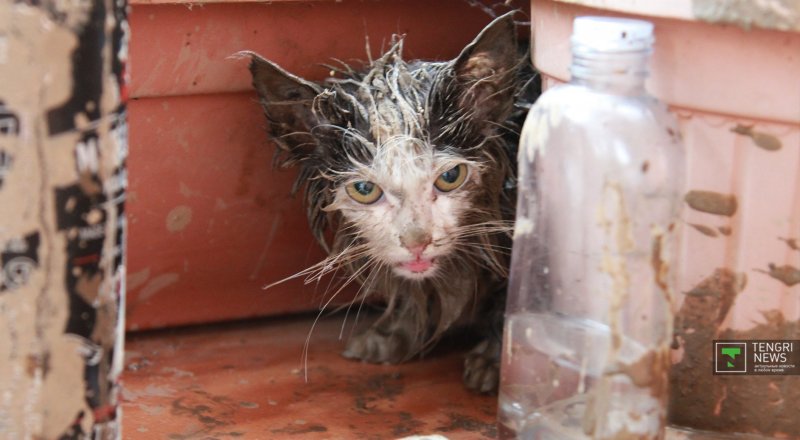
left=327, top=138, right=485, bottom=280
left=247, top=14, right=522, bottom=283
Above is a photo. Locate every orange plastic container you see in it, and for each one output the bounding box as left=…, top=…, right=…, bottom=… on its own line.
left=125, top=0, right=525, bottom=330
left=531, top=0, right=800, bottom=436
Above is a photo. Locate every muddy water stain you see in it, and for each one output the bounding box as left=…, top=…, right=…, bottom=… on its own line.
left=688, top=223, right=719, bottom=238
left=731, top=124, right=783, bottom=151
left=684, top=191, right=738, bottom=217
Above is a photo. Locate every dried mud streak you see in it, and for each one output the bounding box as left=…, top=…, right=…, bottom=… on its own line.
left=779, top=237, right=800, bottom=251
left=271, top=424, right=328, bottom=435
left=670, top=269, right=800, bottom=436
left=731, top=124, right=783, bottom=151
left=650, top=232, right=671, bottom=305
left=688, top=223, right=718, bottom=238
left=618, top=345, right=671, bottom=400
left=684, top=191, right=738, bottom=217
left=765, top=264, right=800, bottom=287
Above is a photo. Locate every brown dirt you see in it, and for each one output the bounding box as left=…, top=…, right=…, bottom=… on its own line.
left=669, top=268, right=800, bottom=436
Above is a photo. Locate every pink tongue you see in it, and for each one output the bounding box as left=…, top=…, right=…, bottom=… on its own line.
left=403, top=259, right=432, bottom=273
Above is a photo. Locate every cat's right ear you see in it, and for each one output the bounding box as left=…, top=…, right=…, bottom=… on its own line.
left=451, top=12, right=520, bottom=125
left=243, top=51, right=323, bottom=160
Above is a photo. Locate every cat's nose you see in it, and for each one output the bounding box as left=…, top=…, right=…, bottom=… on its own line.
left=405, top=243, right=429, bottom=258
left=400, top=230, right=432, bottom=257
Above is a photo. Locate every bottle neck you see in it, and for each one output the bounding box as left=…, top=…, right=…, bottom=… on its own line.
left=570, top=45, right=650, bottom=96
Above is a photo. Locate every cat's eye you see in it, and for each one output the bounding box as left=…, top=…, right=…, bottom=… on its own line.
left=434, top=164, right=468, bottom=192
left=345, top=180, right=383, bottom=204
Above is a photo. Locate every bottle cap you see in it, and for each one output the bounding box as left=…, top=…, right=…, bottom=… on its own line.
left=572, top=16, right=654, bottom=52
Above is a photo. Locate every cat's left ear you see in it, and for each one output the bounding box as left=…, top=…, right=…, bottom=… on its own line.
left=243, top=51, right=325, bottom=162
left=453, top=12, right=520, bottom=123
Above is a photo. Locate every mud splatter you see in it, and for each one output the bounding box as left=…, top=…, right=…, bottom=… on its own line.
left=137, top=272, right=179, bottom=302
left=166, top=205, right=193, bottom=232
left=26, top=352, right=51, bottom=378
left=717, top=226, right=732, bottom=236
left=126, top=267, right=151, bottom=291
left=436, top=413, right=497, bottom=438
left=650, top=232, right=669, bottom=294
left=171, top=398, right=226, bottom=428
left=392, top=412, right=425, bottom=437
left=349, top=372, right=405, bottom=413
left=684, top=191, right=738, bottom=217
left=238, top=401, right=258, bottom=409
left=168, top=400, right=226, bottom=439
left=166, top=389, right=242, bottom=439
left=683, top=268, right=746, bottom=327
left=762, top=263, right=800, bottom=287
left=688, top=223, right=719, bottom=238
left=616, top=346, right=671, bottom=398
left=125, top=356, right=153, bottom=372
left=121, top=384, right=176, bottom=400
left=779, top=237, right=800, bottom=251
left=731, top=124, right=783, bottom=151
left=161, top=366, right=194, bottom=378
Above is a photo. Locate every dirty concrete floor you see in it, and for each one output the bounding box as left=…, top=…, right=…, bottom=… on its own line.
left=121, top=314, right=498, bottom=439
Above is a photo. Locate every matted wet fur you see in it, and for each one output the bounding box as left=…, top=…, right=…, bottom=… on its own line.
left=244, top=13, right=538, bottom=393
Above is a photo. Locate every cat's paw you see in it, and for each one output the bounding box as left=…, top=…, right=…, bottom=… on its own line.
left=342, top=328, right=410, bottom=364
left=463, top=338, right=500, bottom=394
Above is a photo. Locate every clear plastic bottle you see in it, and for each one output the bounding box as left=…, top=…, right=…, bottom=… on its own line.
left=498, top=17, right=685, bottom=440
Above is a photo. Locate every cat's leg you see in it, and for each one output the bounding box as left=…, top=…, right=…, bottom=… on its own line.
left=342, top=297, right=423, bottom=364
left=342, top=291, right=427, bottom=364
left=463, top=336, right=501, bottom=394
left=463, top=286, right=505, bottom=394
left=341, top=323, right=412, bottom=364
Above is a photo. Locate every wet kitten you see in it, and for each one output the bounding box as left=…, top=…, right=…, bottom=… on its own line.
left=245, top=13, right=536, bottom=393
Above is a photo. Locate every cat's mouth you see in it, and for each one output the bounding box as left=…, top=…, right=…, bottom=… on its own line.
left=395, top=257, right=436, bottom=278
